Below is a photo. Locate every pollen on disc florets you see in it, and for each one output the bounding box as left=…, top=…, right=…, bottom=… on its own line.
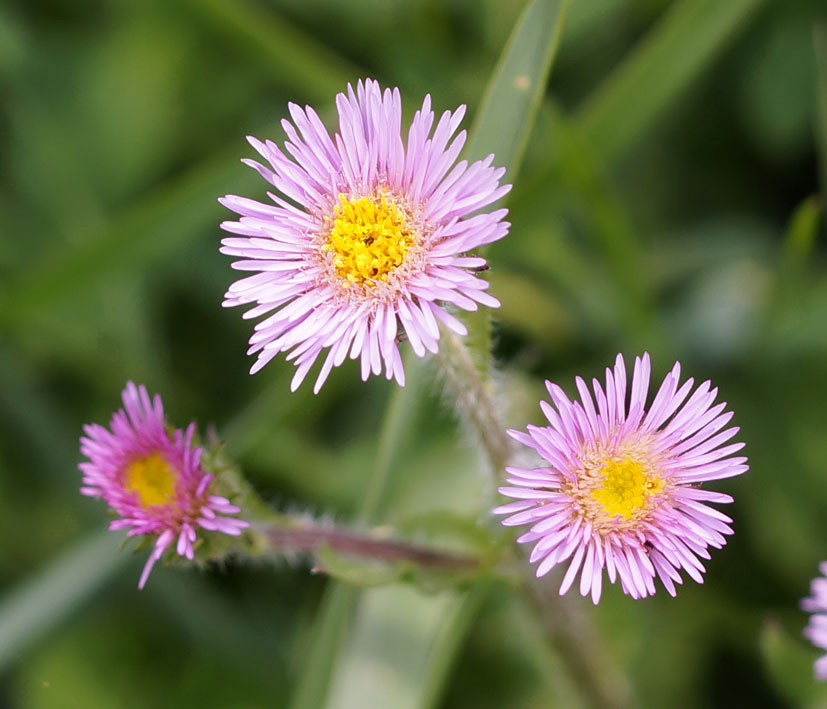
left=124, top=452, right=178, bottom=508
left=570, top=444, right=668, bottom=533
left=320, top=190, right=424, bottom=298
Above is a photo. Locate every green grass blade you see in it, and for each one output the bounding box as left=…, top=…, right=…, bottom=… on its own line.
left=0, top=531, right=127, bottom=670
left=289, top=584, right=360, bottom=709
left=288, top=357, right=424, bottom=709
left=462, top=0, right=571, bottom=382
left=325, top=586, right=468, bottom=709
left=465, top=0, right=571, bottom=177
left=418, top=584, right=491, bottom=709
left=544, top=102, right=659, bottom=345
left=764, top=196, right=822, bottom=331
left=815, top=24, right=827, bottom=197
left=0, top=152, right=258, bottom=325
left=781, top=196, right=822, bottom=275
left=0, top=5, right=365, bottom=324
left=578, top=0, right=765, bottom=162
left=185, top=0, right=360, bottom=100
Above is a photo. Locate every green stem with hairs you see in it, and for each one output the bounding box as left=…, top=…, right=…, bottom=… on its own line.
left=434, top=325, right=633, bottom=709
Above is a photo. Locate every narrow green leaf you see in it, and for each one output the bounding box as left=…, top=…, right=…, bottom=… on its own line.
left=815, top=24, right=827, bottom=197
left=289, top=357, right=424, bottom=709
left=578, top=0, right=765, bottom=162
left=764, top=196, right=822, bottom=333
left=357, top=357, right=423, bottom=524
left=0, top=152, right=259, bottom=324
left=325, top=586, right=466, bottom=709
left=462, top=0, right=571, bottom=382
left=418, top=584, right=491, bottom=709
left=185, top=0, right=360, bottom=100
left=289, top=584, right=359, bottom=709
left=465, top=0, right=571, bottom=177
left=781, top=196, right=822, bottom=274
left=0, top=531, right=127, bottom=670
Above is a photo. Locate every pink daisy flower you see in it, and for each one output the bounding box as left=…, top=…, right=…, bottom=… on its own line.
left=219, top=78, right=510, bottom=393
left=802, top=562, right=827, bottom=679
left=494, top=353, right=747, bottom=603
left=79, top=382, right=249, bottom=588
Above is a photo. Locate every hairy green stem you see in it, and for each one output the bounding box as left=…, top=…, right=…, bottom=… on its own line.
left=434, top=326, right=632, bottom=709
left=435, top=325, right=513, bottom=476
left=258, top=519, right=480, bottom=571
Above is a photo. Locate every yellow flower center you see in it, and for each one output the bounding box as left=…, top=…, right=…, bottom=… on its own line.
left=589, top=457, right=664, bottom=521
left=124, top=453, right=177, bottom=508
left=323, top=193, right=416, bottom=286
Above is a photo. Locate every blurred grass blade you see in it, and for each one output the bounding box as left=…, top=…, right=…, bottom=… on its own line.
left=465, top=0, right=571, bottom=177
left=760, top=617, right=824, bottom=708
left=0, top=7, right=365, bottom=324
left=0, top=531, right=127, bottom=670
left=815, top=24, right=827, bottom=196
left=289, top=358, right=424, bottom=709
left=578, top=0, right=765, bottom=162
left=289, top=584, right=360, bottom=709
left=462, top=0, right=571, bottom=380
left=0, top=152, right=259, bottom=325
left=543, top=102, right=659, bottom=346
left=325, top=587, right=470, bottom=709
left=418, top=584, right=490, bottom=709
left=765, top=196, right=822, bottom=327
left=781, top=196, right=821, bottom=275
left=185, top=0, right=360, bottom=99
left=0, top=347, right=80, bottom=485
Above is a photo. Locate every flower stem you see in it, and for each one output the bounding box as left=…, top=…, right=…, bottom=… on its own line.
left=258, top=519, right=479, bottom=570
left=434, top=324, right=633, bottom=709
left=436, top=325, right=513, bottom=475
left=358, top=351, right=422, bottom=522
left=525, top=577, right=633, bottom=709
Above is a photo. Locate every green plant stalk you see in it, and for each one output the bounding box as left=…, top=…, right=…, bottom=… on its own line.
left=435, top=326, right=513, bottom=477
left=289, top=354, right=423, bottom=709
left=435, top=326, right=632, bottom=709
left=250, top=516, right=480, bottom=572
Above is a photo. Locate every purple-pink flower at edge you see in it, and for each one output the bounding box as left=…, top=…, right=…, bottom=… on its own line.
left=802, top=561, right=827, bottom=679
left=494, top=353, right=748, bottom=603
left=79, top=382, right=249, bottom=588
left=220, top=78, right=511, bottom=393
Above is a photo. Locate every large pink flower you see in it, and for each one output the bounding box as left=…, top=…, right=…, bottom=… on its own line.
left=220, top=78, right=510, bottom=392
left=79, top=383, right=249, bottom=588
left=495, top=353, right=747, bottom=602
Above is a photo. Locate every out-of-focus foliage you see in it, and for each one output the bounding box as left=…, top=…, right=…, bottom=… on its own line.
left=1, top=0, right=827, bottom=707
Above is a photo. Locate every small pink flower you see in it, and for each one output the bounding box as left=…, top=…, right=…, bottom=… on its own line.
left=802, top=562, right=827, bottom=679
left=79, top=383, right=249, bottom=588
left=220, top=78, right=510, bottom=392
left=494, top=353, right=747, bottom=602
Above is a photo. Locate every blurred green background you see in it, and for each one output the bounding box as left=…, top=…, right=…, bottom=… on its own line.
left=2, top=0, right=827, bottom=706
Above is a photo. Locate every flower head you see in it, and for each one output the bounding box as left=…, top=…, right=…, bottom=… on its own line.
left=79, top=383, right=249, bottom=588
left=802, top=562, right=827, bottom=679
left=220, top=78, right=510, bottom=392
left=494, top=353, right=747, bottom=602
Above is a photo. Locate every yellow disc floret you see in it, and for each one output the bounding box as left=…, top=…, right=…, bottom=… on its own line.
left=323, top=193, right=416, bottom=286
left=590, top=457, right=664, bottom=521
left=125, top=453, right=177, bottom=508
